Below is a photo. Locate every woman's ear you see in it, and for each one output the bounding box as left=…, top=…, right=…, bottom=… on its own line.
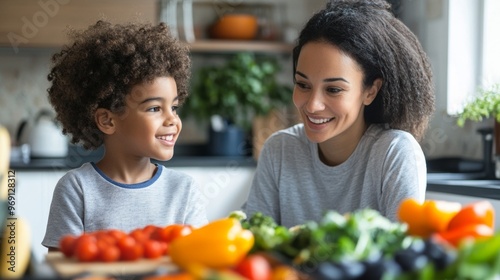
left=95, top=108, right=115, bottom=135
left=363, top=78, right=383, bottom=106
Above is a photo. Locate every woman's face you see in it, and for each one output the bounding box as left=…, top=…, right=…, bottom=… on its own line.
left=293, top=41, right=379, bottom=144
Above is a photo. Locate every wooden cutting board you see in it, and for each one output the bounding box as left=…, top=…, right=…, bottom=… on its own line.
left=46, top=252, right=179, bottom=278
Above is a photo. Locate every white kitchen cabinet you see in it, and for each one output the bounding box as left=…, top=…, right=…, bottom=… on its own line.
left=15, top=166, right=255, bottom=264
left=15, top=170, right=66, bottom=264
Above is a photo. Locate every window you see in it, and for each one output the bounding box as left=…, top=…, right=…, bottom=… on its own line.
left=447, top=0, right=500, bottom=115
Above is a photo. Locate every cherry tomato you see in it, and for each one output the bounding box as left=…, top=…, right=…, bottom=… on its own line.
left=155, top=224, right=192, bottom=243
left=143, top=225, right=161, bottom=238
left=159, top=241, right=169, bottom=255
left=59, top=235, right=77, bottom=258
left=119, top=236, right=144, bottom=261
left=154, top=226, right=174, bottom=243
left=130, top=228, right=148, bottom=244
left=107, top=229, right=127, bottom=243
left=447, top=200, right=495, bottom=230
left=117, top=235, right=138, bottom=261
left=98, top=243, right=120, bottom=262
left=144, top=240, right=163, bottom=259
left=74, top=234, right=99, bottom=262
left=168, top=225, right=193, bottom=242
left=94, top=231, right=117, bottom=246
left=234, top=254, right=272, bottom=280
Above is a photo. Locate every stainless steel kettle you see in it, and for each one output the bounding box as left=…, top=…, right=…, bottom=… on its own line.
left=17, top=110, right=68, bottom=158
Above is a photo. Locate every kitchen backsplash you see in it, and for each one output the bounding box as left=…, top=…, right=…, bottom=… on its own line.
left=0, top=48, right=208, bottom=145
left=0, top=48, right=486, bottom=160
left=0, top=49, right=53, bottom=142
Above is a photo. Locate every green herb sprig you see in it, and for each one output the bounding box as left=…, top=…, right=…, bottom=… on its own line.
left=456, top=83, right=500, bottom=127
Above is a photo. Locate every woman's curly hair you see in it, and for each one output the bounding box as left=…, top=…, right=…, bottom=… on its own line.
left=293, top=0, right=435, bottom=141
left=47, top=20, right=191, bottom=149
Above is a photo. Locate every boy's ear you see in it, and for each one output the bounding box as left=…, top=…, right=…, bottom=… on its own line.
left=95, top=108, right=115, bottom=135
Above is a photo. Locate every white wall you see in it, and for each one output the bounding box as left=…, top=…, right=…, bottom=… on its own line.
left=400, top=0, right=486, bottom=160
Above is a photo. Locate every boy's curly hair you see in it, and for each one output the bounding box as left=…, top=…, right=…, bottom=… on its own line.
left=47, top=20, right=191, bottom=149
left=293, top=0, right=435, bottom=141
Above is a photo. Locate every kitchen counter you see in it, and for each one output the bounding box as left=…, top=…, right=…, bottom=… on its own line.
left=427, top=170, right=500, bottom=200
left=9, top=144, right=257, bottom=170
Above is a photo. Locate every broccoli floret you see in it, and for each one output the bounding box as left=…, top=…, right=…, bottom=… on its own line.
left=228, top=210, right=247, bottom=222
left=242, top=212, right=292, bottom=252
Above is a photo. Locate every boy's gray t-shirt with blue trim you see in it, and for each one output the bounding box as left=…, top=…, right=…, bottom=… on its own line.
left=243, top=123, right=427, bottom=228
left=42, top=162, right=208, bottom=248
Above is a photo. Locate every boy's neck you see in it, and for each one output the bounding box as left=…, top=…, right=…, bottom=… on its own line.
left=95, top=153, right=157, bottom=184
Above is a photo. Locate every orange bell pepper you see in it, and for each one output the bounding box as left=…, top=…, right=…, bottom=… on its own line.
left=424, top=199, right=462, bottom=232
left=398, top=198, right=432, bottom=237
left=447, top=200, right=495, bottom=231
left=398, top=198, right=461, bottom=237
left=169, top=217, right=254, bottom=269
left=434, top=223, right=494, bottom=247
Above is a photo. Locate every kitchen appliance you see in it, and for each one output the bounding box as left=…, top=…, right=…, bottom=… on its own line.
left=17, top=110, right=68, bottom=158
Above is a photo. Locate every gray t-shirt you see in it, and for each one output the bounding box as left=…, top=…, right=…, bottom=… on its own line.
left=243, top=123, right=426, bottom=228
left=42, top=162, right=208, bottom=248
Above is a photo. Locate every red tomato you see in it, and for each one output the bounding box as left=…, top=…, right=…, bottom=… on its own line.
left=108, top=229, right=127, bottom=242
left=234, top=254, right=272, bottom=280
left=159, top=241, right=169, bottom=255
left=74, top=234, right=99, bottom=262
left=130, top=228, right=148, bottom=244
left=168, top=225, right=193, bottom=242
left=155, top=224, right=192, bottom=243
left=59, top=235, right=77, bottom=258
left=143, top=240, right=163, bottom=259
left=95, top=231, right=117, bottom=246
left=143, top=225, right=161, bottom=238
left=98, top=243, right=120, bottom=262
left=447, top=200, right=495, bottom=230
left=155, top=226, right=174, bottom=243
left=117, top=235, right=137, bottom=261
left=118, top=235, right=144, bottom=261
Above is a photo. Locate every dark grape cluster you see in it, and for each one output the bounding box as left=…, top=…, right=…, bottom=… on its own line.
left=307, top=238, right=456, bottom=280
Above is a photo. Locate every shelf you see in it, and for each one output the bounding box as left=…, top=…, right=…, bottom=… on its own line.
left=184, top=40, right=293, bottom=54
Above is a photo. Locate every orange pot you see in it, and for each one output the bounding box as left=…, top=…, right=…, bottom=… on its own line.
left=210, top=14, right=258, bottom=40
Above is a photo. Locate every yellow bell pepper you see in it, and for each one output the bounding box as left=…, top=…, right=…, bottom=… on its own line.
left=169, top=217, right=254, bottom=269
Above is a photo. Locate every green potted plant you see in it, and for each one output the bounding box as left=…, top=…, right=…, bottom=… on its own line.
left=456, top=83, right=500, bottom=178
left=182, top=52, right=292, bottom=156
left=456, top=83, right=500, bottom=127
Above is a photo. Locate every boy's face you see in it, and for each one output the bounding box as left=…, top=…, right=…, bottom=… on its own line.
left=112, top=76, right=181, bottom=161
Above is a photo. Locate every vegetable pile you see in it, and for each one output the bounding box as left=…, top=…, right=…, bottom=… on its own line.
left=56, top=198, right=500, bottom=280
left=237, top=208, right=454, bottom=280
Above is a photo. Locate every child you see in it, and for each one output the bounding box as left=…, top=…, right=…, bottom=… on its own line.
left=42, top=20, right=208, bottom=250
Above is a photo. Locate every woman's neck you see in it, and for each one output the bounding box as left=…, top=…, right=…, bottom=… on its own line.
left=318, top=123, right=369, bottom=166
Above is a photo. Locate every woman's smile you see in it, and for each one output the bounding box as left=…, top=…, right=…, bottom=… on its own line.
left=307, top=115, right=335, bottom=125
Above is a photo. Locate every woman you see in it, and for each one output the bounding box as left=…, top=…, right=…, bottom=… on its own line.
left=243, top=0, right=434, bottom=227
